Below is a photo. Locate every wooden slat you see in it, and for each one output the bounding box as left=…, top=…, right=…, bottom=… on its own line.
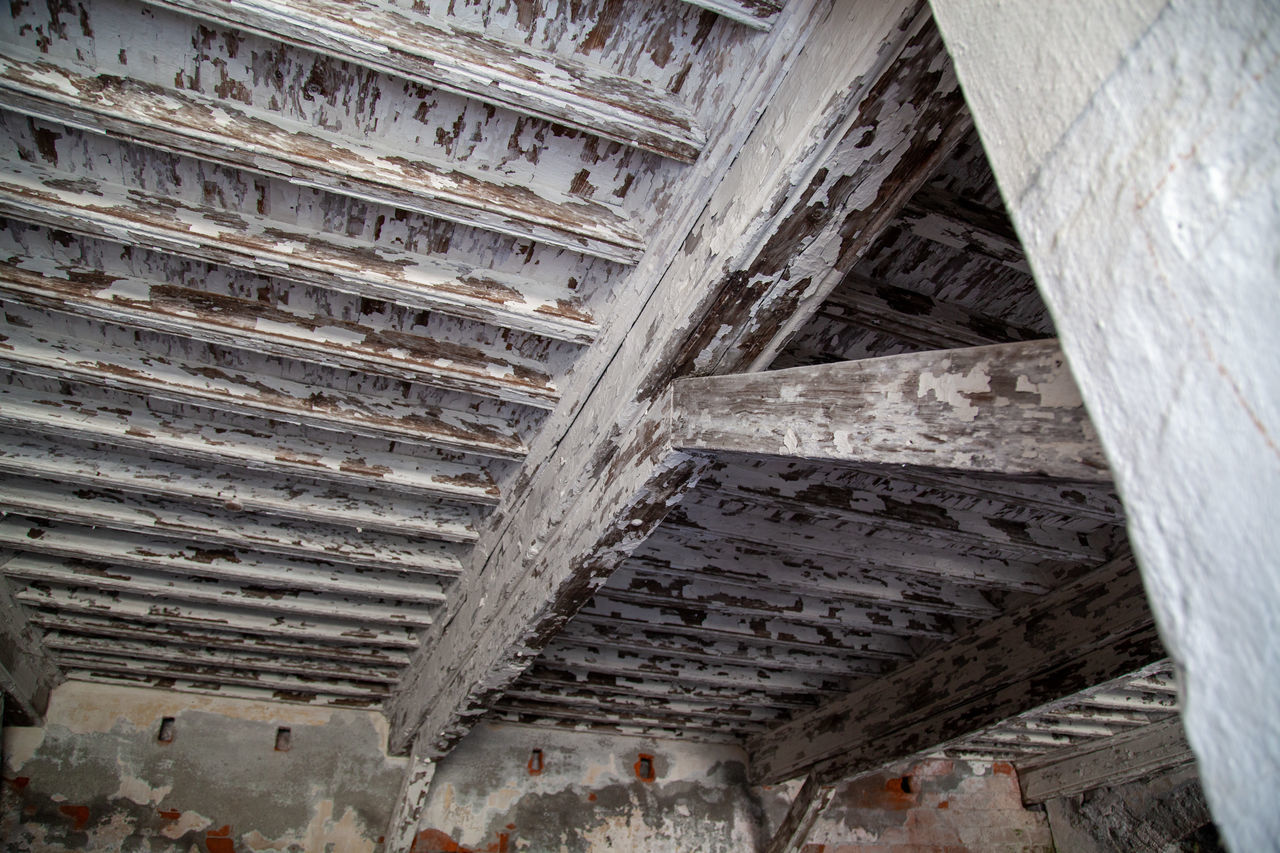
left=899, top=186, right=1029, bottom=273
left=51, top=651, right=390, bottom=699
left=61, top=669, right=384, bottom=709
left=0, top=562, right=63, bottom=723
left=489, top=698, right=755, bottom=738
left=41, top=632, right=403, bottom=684
left=1018, top=716, right=1194, bottom=804
left=0, top=477, right=467, bottom=578
left=603, top=567, right=958, bottom=640
left=29, top=610, right=411, bottom=668
left=663, top=514, right=1056, bottom=593
left=746, top=552, right=1164, bottom=784
left=485, top=710, right=745, bottom=745
left=673, top=340, right=1110, bottom=480
left=818, top=274, right=1046, bottom=350
left=3, top=553, right=438, bottom=626
left=0, top=314, right=530, bottom=457
left=501, top=682, right=782, bottom=729
left=140, top=0, right=704, bottom=162
left=0, top=54, right=645, bottom=263
left=541, top=640, right=860, bottom=697
left=0, top=259, right=560, bottom=412
left=555, top=617, right=887, bottom=678
left=0, top=432, right=478, bottom=541
left=679, top=0, right=782, bottom=30
left=0, top=160, right=597, bottom=345
left=582, top=593, right=917, bottom=660
left=0, top=516, right=451, bottom=604
left=519, top=664, right=820, bottom=712
left=0, top=376, right=501, bottom=506
left=17, top=585, right=420, bottom=649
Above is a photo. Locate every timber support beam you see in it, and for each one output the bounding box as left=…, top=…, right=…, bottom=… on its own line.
left=745, top=551, right=1164, bottom=785
left=672, top=339, right=1109, bottom=480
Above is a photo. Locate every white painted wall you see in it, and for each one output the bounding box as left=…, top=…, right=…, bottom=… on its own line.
left=929, top=1, right=1280, bottom=848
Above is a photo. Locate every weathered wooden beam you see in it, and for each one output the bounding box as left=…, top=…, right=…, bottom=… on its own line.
left=898, top=186, right=1029, bottom=273
left=386, top=0, right=966, bottom=755
left=519, top=663, right=820, bottom=712
left=0, top=54, right=645, bottom=263
left=745, top=552, right=1164, bottom=785
left=0, top=377, right=501, bottom=506
left=139, top=0, right=704, bottom=162
left=17, top=585, right=421, bottom=649
left=0, top=477, right=467, bottom=577
left=501, top=682, right=781, bottom=729
left=765, top=774, right=836, bottom=853
left=1018, top=716, right=1194, bottom=804
left=0, top=516, right=452, bottom=604
left=3, top=553, right=438, bottom=627
left=60, top=669, right=384, bottom=709
left=384, top=745, right=437, bottom=853
left=679, top=0, right=782, bottom=31
left=673, top=340, right=1110, bottom=480
left=0, top=261, right=561, bottom=412
left=817, top=274, right=1047, bottom=350
left=0, top=432, right=479, bottom=541
left=0, top=161, right=597, bottom=344
left=489, top=697, right=760, bottom=738
left=0, top=564, right=63, bottom=724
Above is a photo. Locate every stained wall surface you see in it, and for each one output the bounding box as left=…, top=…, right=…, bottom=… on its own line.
left=1, top=681, right=407, bottom=852
left=412, top=721, right=765, bottom=852
left=805, top=759, right=1053, bottom=853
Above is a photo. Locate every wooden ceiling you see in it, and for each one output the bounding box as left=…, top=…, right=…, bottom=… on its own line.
left=0, top=0, right=1165, bottom=789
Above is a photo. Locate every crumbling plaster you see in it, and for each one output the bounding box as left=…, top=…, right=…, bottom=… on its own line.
left=2, top=680, right=407, bottom=852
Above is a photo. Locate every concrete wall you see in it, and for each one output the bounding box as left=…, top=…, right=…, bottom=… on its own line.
left=410, top=722, right=765, bottom=852
left=1, top=680, right=407, bottom=852
left=804, top=759, right=1052, bottom=853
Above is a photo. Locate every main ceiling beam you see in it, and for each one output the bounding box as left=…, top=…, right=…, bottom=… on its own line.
left=385, top=0, right=970, bottom=755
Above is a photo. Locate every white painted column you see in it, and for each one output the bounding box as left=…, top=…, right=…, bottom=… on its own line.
left=928, top=1, right=1280, bottom=848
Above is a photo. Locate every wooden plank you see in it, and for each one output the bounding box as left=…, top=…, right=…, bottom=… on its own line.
left=0, top=318, right=531, bottom=458
left=765, top=774, right=835, bottom=853
left=0, top=516, right=452, bottom=604
left=51, top=651, right=390, bottom=700
left=500, top=682, right=783, bottom=729
left=519, top=664, right=820, bottom=712
left=746, top=552, right=1164, bottom=785
left=61, top=669, right=384, bottom=709
left=0, top=54, right=645, bottom=263
left=898, top=186, right=1029, bottom=273
left=385, top=0, right=962, bottom=755
left=384, top=746, right=436, bottom=853
left=29, top=610, right=411, bottom=668
left=3, top=553, right=438, bottom=627
left=673, top=340, right=1111, bottom=480
left=0, top=160, right=597, bottom=345
left=17, top=585, right=421, bottom=649
left=1018, top=716, right=1195, bottom=804
left=554, top=617, right=888, bottom=679
left=0, top=477, right=467, bottom=577
left=139, top=0, right=704, bottom=162
left=679, top=0, right=782, bottom=31
left=41, top=632, right=403, bottom=684
left=0, top=562, right=63, bottom=723
left=490, top=697, right=761, bottom=738
left=817, top=274, right=1046, bottom=350
left=0, top=260, right=561, bottom=411
left=0, top=375, right=501, bottom=506
left=603, top=567, right=959, bottom=640
left=0, top=432, right=479, bottom=541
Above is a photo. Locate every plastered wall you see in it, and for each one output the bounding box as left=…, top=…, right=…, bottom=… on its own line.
left=410, top=722, right=765, bottom=852
left=1, top=680, right=407, bottom=852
